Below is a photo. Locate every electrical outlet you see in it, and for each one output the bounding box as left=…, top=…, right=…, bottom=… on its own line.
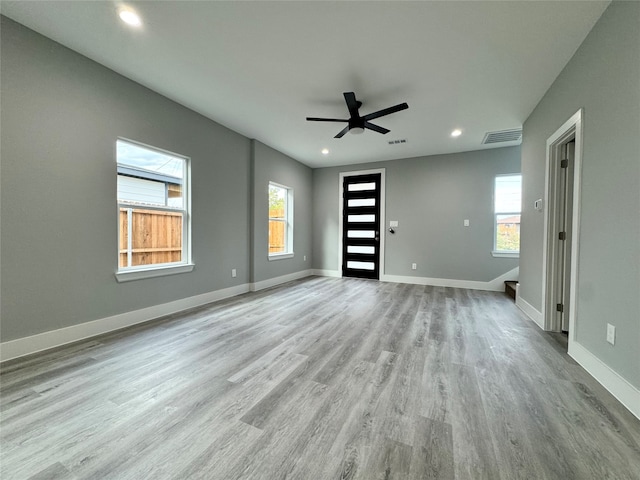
left=231, top=268, right=237, bottom=278
left=411, top=263, right=417, bottom=270
left=606, top=323, right=615, bottom=345
left=303, top=255, right=306, bottom=261
left=463, top=219, right=470, bottom=227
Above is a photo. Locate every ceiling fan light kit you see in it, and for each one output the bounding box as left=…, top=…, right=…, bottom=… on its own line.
left=306, top=92, right=408, bottom=138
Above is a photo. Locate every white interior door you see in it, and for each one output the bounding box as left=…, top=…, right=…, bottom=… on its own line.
left=556, top=140, right=575, bottom=332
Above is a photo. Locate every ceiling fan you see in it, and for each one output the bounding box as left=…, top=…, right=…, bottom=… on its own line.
left=306, top=92, right=409, bottom=138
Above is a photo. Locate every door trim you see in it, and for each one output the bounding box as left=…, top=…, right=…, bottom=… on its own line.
left=542, top=109, right=583, bottom=346
left=338, top=168, right=386, bottom=279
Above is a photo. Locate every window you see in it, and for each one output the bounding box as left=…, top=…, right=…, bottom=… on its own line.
left=116, top=139, right=192, bottom=281
left=268, top=182, right=293, bottom=259
left=493, top=174, right=522, bottom=257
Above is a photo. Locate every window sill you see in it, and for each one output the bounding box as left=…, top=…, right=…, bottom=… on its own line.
left=268, top=253, right=294, bottom=261
left=491, top=251, right=519, bottom=259
left=115, top=263, right=195, bottom=283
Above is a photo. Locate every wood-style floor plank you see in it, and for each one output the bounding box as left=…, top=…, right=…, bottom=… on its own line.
left=449, top=363, right=502, bottom=480
left=408, top=415, right=454, bottom=480
left=2, top=276, right=639, bottom=480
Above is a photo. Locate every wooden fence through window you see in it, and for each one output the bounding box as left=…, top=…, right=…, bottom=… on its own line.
left=269, top=206, right=285, bottom=254
left=269, top=220, right=286, bottom=254
left=119, top=206, right=286, bottom=265
left=119, top=208, right=182, bottom=267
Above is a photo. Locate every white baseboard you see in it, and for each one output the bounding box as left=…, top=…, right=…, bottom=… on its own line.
left=568, top=341, right=640, bottom=420
left=312, top=269, right=341, bottom=278
left=381, top=266, right=519, bottom=292
left=515, top=291, right=544, bottom=328
left=1, top=269, right=321, bottom=363
left=0, top=283, right=250, bottom=362
left=312, top=267, right=519, bottom=292
left=486, top=266, right=519, bottom=291
left=514, top=288, right=639, bottom=420
left=250, top=269, right=314, bottom=292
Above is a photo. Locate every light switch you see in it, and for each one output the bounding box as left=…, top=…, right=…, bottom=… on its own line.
left=390, top=220, right=399, bottom=227
left=607, top=324, right=616, bottom=345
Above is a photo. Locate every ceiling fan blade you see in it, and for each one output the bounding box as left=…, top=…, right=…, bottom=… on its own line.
left=364, top=121, right=390, bottom=135
left=306, top=117, right=348, bottom=122
left=362, top=102, right=409, bottom=121
left=343, top=92, right=361, bottom=118
left=334, top=125, right=351, bottom=138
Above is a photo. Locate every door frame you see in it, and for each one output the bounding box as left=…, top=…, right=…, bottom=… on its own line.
left=541, top=109, right=583, bottom=345
left=338, top=168, right=386, bottom=279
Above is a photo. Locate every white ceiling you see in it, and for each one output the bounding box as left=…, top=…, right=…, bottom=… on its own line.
left=1, top=1, right=609, bottom=168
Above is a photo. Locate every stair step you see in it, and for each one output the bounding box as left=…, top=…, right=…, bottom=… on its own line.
left=504, top=281, right=517, bottom=301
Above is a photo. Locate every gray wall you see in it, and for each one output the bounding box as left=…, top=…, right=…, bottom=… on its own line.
left=519, top=1, right=639, bottom=388
left=251, top=140, right=313, bottom=282
left=313, top=147, right=521, bottom=281
left=0, top=17, right=311, bottom=342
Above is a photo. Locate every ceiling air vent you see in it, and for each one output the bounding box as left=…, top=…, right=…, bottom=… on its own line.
left=482, top=128, right=522, bottom=144
left=388, top=139, right=407, bottom=145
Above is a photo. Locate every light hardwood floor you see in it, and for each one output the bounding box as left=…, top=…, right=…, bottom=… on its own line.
left=1, top=277, right=639, bottom=479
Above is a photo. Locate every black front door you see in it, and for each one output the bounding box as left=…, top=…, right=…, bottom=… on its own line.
left=342, top=173, right=381, bottom=279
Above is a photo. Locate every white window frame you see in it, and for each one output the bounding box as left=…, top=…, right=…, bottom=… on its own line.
left=268, top=181, right=294, bottom=260
left=115, top=138, right=193, bottom=282
left=492, top=174, right=522, bottom=258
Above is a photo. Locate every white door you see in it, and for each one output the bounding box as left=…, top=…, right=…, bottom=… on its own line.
left=556, top=141, right=575, bottom=332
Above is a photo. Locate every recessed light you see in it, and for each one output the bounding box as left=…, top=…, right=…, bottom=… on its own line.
left=321, top=148, right=329, bottom=155
left=451, top=129, right=462, bottom=137
left=119, top=8, right=142, bottom=27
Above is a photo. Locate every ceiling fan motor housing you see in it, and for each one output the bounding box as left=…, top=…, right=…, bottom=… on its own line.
left=349, top=118, right=365, bottom=132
